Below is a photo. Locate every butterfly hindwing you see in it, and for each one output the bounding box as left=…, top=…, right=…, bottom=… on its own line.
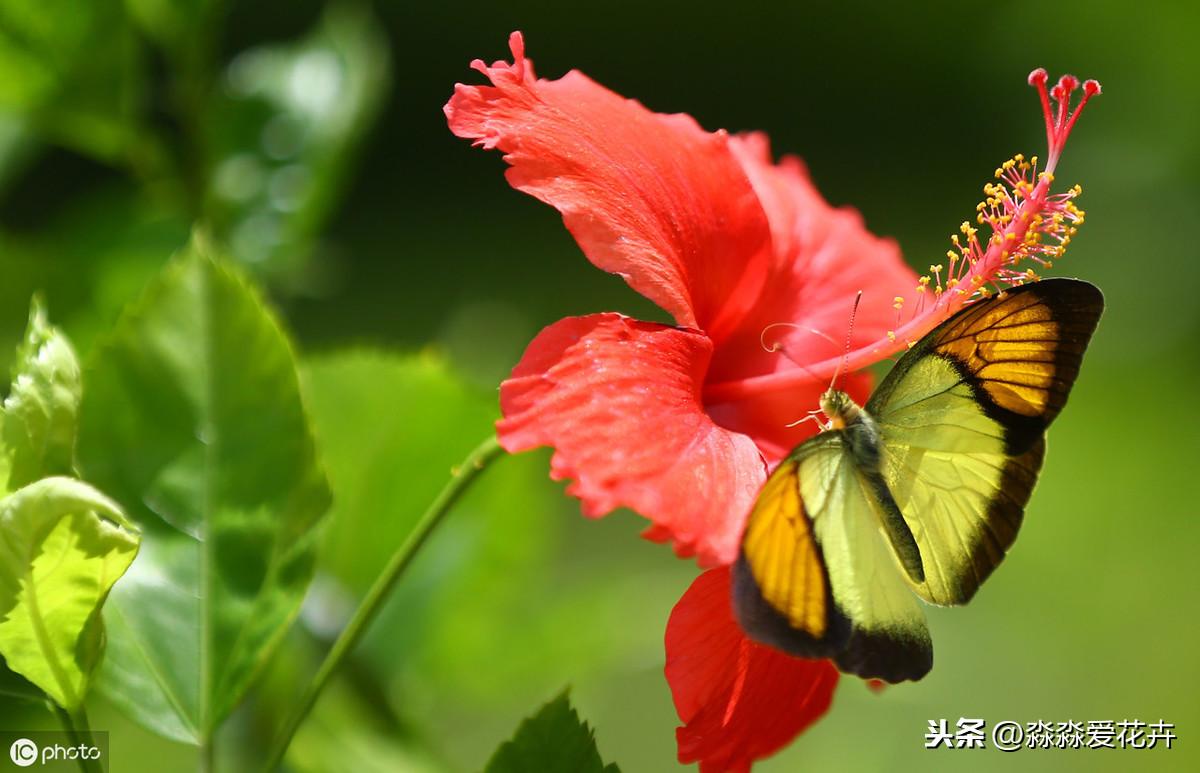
left=733, top=434, right=933, bottom=682
left=867, top=279, right=1103, bottom=604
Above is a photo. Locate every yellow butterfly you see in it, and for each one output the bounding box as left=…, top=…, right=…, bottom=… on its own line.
left=732, top=278, right=1104, bottom=683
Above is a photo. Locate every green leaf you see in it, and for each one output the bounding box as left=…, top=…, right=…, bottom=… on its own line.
left=0, top=186, right=192, bottom=373
left=0, top=0, right=143, bottom=161
left=0, top=476, right=138, bottom=710
left=77, top=237, right=330, bottom=743
left=206, top=3, right=389, bottom=283
left=296, top=351, right=675, bottom=770
left=0, top=658, right=43, bottom=702
left=302, top=350, right=504, bottom=592
left=0, top=297, right=82, bottom=493
left=485, top=691, right=620, bottom=773
left=124, top=0, right=218, bottom=54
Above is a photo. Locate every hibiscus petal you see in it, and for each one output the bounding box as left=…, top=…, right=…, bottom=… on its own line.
left=666, top=566, right=839, bottom=772
left=498, top=314, right=765, bottom=566
left=705, top=369, right=871, bottom=469
left=445, top=32, right=774, bottom=340
left=709, top=134, right=918, bottom=382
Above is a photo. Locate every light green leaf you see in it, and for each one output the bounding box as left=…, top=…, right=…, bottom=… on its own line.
left=78, top=237, right=330, bottom=743
left=0, top=476, right=138, bottom=710
left=0, top=297, right=81, bottom=493
left=485, top=691, right=620, bottom=773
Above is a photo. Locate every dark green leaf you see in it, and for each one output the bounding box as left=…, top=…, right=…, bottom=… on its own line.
left=206, top=3, right=389, bottom=282
left=124, top=0, right=218, bottom=54
left=485, top=692, right=620, bottom=773
left=0, top=658, right=42, bottom=702
left=0, top=0, right=143, bottom=161
left=0, top=476, right=138, bottom=710
left=0, top=186, right=191, bottom=372
left=78, top=236, right=330, bottom=743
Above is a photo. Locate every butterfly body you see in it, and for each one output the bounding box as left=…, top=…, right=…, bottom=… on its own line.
left=817, top=389, right=926, bottom=585
left=733, top=278, right=1104, bottom=683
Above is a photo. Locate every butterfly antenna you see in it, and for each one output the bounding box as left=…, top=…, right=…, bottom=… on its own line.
left=760, top=323, right=839, bottom=353
left=760, top=324, right=839, bottom=384
left=828, top=291, right=863, bottom=393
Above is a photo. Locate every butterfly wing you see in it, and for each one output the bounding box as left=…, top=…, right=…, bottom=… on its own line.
left=733, top=433, right=933, bottom=683
left=867, top=278, right=1104, bottom=605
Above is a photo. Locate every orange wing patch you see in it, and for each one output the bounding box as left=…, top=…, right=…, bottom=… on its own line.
left=741, top=461, right=827, bottom=638
left=932, top=288, right=1064, bottom=417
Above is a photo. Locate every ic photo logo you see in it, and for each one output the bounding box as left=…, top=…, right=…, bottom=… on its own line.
left=8, top=739, right=37, bottom=768
left=6, top=736, right=104, bottom=769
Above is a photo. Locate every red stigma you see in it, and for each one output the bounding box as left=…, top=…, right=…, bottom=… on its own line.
left=1029, top=68, right=1102, bottom=172
left=1056, top=74, right=1080, bottom=93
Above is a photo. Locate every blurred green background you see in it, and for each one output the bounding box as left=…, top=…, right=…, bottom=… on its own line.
left=0, top=0, right=1197, bottom=771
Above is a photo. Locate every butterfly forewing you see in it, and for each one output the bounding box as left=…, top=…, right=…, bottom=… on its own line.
left=867, top=278, right=1103, bottom=605
left=873, top=278, right=1105, bottom=454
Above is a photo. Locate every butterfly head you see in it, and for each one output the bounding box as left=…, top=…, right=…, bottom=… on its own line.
left=819, top=388, right=861, bottom=431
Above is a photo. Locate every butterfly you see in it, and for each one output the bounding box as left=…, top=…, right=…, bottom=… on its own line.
left=732, top=277, right=1104, bottom=683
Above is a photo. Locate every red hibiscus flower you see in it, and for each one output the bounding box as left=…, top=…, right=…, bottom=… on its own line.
left=446, top=33, right=1097, bottom=772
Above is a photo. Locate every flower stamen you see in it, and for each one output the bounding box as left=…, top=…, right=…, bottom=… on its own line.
left=704, top=69, right=1101, bottom=405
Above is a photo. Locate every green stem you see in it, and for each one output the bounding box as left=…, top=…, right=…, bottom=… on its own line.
left=261, top=435, right=505, bottom=771
left=52, top=704, right=103, bottom=773
left=200, top=736, right=215, bottom=773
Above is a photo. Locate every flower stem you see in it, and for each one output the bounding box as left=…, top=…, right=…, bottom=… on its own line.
left=52, top=704, right=103, bottom=773
left=260, top=435, right=505, bottom=771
